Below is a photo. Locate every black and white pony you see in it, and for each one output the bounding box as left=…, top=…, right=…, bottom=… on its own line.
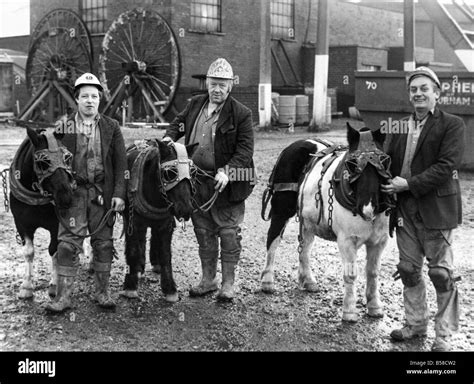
left=121, top=139, right=197, bottom=303
left=261, top=123, right=393, bottom=322
left=10, top=127, right=76, bottom=299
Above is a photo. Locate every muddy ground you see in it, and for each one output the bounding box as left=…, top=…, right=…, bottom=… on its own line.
left=0, top=119, right=473, bottom=352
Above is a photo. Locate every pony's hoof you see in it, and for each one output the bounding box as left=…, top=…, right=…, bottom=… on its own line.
left=18, top=288, right=34, bottom=299
left=342, top=311, right=359, bottom=323
left=119, top=290, right=139, bottom=299
left=165, top=292, right=179, bottom=303
left=303, top=281, right=319, bottom=292
left=48, top=285, right=57, bottom=297
left=261, top=281, right=275, bottom=293
left=367, top=307, right=384, bottom=318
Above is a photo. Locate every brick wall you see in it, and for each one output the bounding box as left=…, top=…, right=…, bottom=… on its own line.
left=7, top=0, right=416, bottom=122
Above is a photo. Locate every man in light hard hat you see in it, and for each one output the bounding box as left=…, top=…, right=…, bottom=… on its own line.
left=382, top=67, right=465, bottom=351
left=46, top=72, right=127, bottom=313
left=164, top=58, right=255, bottom=301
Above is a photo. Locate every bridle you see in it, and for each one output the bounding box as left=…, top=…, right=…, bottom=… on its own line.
left=344, top=130, right=392, bottom=184
left=32, top=132, right=76, bottom=197
left=158, top=141, right=219, bottom=213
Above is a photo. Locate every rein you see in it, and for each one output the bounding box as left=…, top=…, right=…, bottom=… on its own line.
left=54, top=205, right=117, bottom=238
left=191, top=166, right=219, bottom=213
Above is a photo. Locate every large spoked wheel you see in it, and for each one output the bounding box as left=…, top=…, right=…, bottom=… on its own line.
left=23, top=9, right=93, bottom=122
left=99, top=8, right=181, bottom=122
left=30, top=8, right=93, bottom=58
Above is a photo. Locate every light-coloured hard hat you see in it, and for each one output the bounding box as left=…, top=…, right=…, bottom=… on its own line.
left=407, top=66, right=441, bottom=88
left=206, top=58, right=234, bottom=80
left=74, top=72, right=103, bottom=92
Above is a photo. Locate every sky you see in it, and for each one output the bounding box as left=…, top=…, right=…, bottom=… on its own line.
left=0, top=0, right=29, bottom=37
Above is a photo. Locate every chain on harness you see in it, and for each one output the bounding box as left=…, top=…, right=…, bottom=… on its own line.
left=1, top=168, right=9, bottom=212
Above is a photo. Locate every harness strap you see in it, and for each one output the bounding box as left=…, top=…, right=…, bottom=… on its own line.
left=45, top=133, right=59, bottom=152
left=273, top=182, right=299, bottom=192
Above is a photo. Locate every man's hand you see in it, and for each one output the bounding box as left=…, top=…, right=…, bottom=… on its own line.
left=381, top=176, right=409, bottom=195
left=111, top=197, right=125, bottom=212
left=214, top=170, right=229, bottom=192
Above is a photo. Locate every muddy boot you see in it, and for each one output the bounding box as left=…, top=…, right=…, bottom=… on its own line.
left=93, top=262, right=116, bottom=309
left=217, top=261, right=237, bottom=302
left=45, top=266, right=76, bottom=313
left=189, top=257, right=218, bottom=297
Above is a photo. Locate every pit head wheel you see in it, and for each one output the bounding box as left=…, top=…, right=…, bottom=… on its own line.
left=22, top=9, right=93, bottom=123
left=99, top=8, right=181, bottom=123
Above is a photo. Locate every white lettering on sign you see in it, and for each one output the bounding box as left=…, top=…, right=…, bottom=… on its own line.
left=439, top=81, right=473, bottom=106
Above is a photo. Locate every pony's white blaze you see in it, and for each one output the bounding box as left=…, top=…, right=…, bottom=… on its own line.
left=362, top=201, right=375, bottom=221
left=18, top=237, right=34, bottom=299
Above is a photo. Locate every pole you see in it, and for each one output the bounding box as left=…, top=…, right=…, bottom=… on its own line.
left=404, top=0, right=416, bottom=71
left=258, top=0, right=272, bottom=130
left=310, top=0, right=329, bottom=131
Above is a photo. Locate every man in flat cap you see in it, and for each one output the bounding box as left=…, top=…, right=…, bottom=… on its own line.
left=382, top=67, right=465, bottom=351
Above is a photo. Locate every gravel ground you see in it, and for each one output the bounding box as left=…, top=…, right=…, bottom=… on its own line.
left=0, top=119, right=473, bottom=352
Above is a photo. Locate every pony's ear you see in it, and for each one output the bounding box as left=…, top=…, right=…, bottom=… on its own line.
left=346, top=122, right=359, bottom=149
left=26, top=127, right=41, bottom=147
left=53, top=130, right=65, bottom=141
left=371, top=128, right=386, bottom=146
left=186, top=142, right=199, bottom=158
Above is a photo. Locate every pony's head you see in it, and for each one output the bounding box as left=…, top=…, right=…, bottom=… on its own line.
left=156, top=140, right=198, bottom=221
left=26, top=127, right=75, bottom=209
left=345, top=123, right=391, bottom=221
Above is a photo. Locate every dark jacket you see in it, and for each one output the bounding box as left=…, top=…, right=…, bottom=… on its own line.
left=60, top=114, right=127, bottom=210
left=385, top=107, right=465, bottom=229
left=166, top=94, right=255, bottom=207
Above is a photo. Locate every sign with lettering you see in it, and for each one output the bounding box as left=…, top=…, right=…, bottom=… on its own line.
left=439, top=81, right=474, bottom=106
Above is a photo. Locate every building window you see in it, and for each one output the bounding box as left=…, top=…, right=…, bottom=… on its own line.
left=191, top=0, right=222, bottom=33
left=271, top=0, right=295, bottom=40
left=79, top=0, right=107, bottom=35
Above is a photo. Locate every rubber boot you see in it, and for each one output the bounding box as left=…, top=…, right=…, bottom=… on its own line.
left=93, top=262, right=116, bottom=309
left=217, top=260, right=237, bottom=302
left=45, top=266, right=76, bottom=313
left=189, top=257, right=218, bottom=297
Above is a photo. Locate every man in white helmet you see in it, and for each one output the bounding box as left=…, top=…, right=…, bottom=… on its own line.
left=46, top=72, right=127, bottom=313
left=382, top=67, right=465, bottom=351
left=164, top=58, right=255, bottom=301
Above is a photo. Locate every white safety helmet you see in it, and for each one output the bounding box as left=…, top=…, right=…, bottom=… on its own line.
left=74, top=72, right=103, bottom=92
left=407, top=66, right=441, bottom=89
left=206, top=58, right=234, bottom=80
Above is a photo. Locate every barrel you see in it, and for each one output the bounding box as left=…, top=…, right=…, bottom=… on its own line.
left=295, top=95, right=309, bottom=125
left=278, top=95, right=296, bottom=125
